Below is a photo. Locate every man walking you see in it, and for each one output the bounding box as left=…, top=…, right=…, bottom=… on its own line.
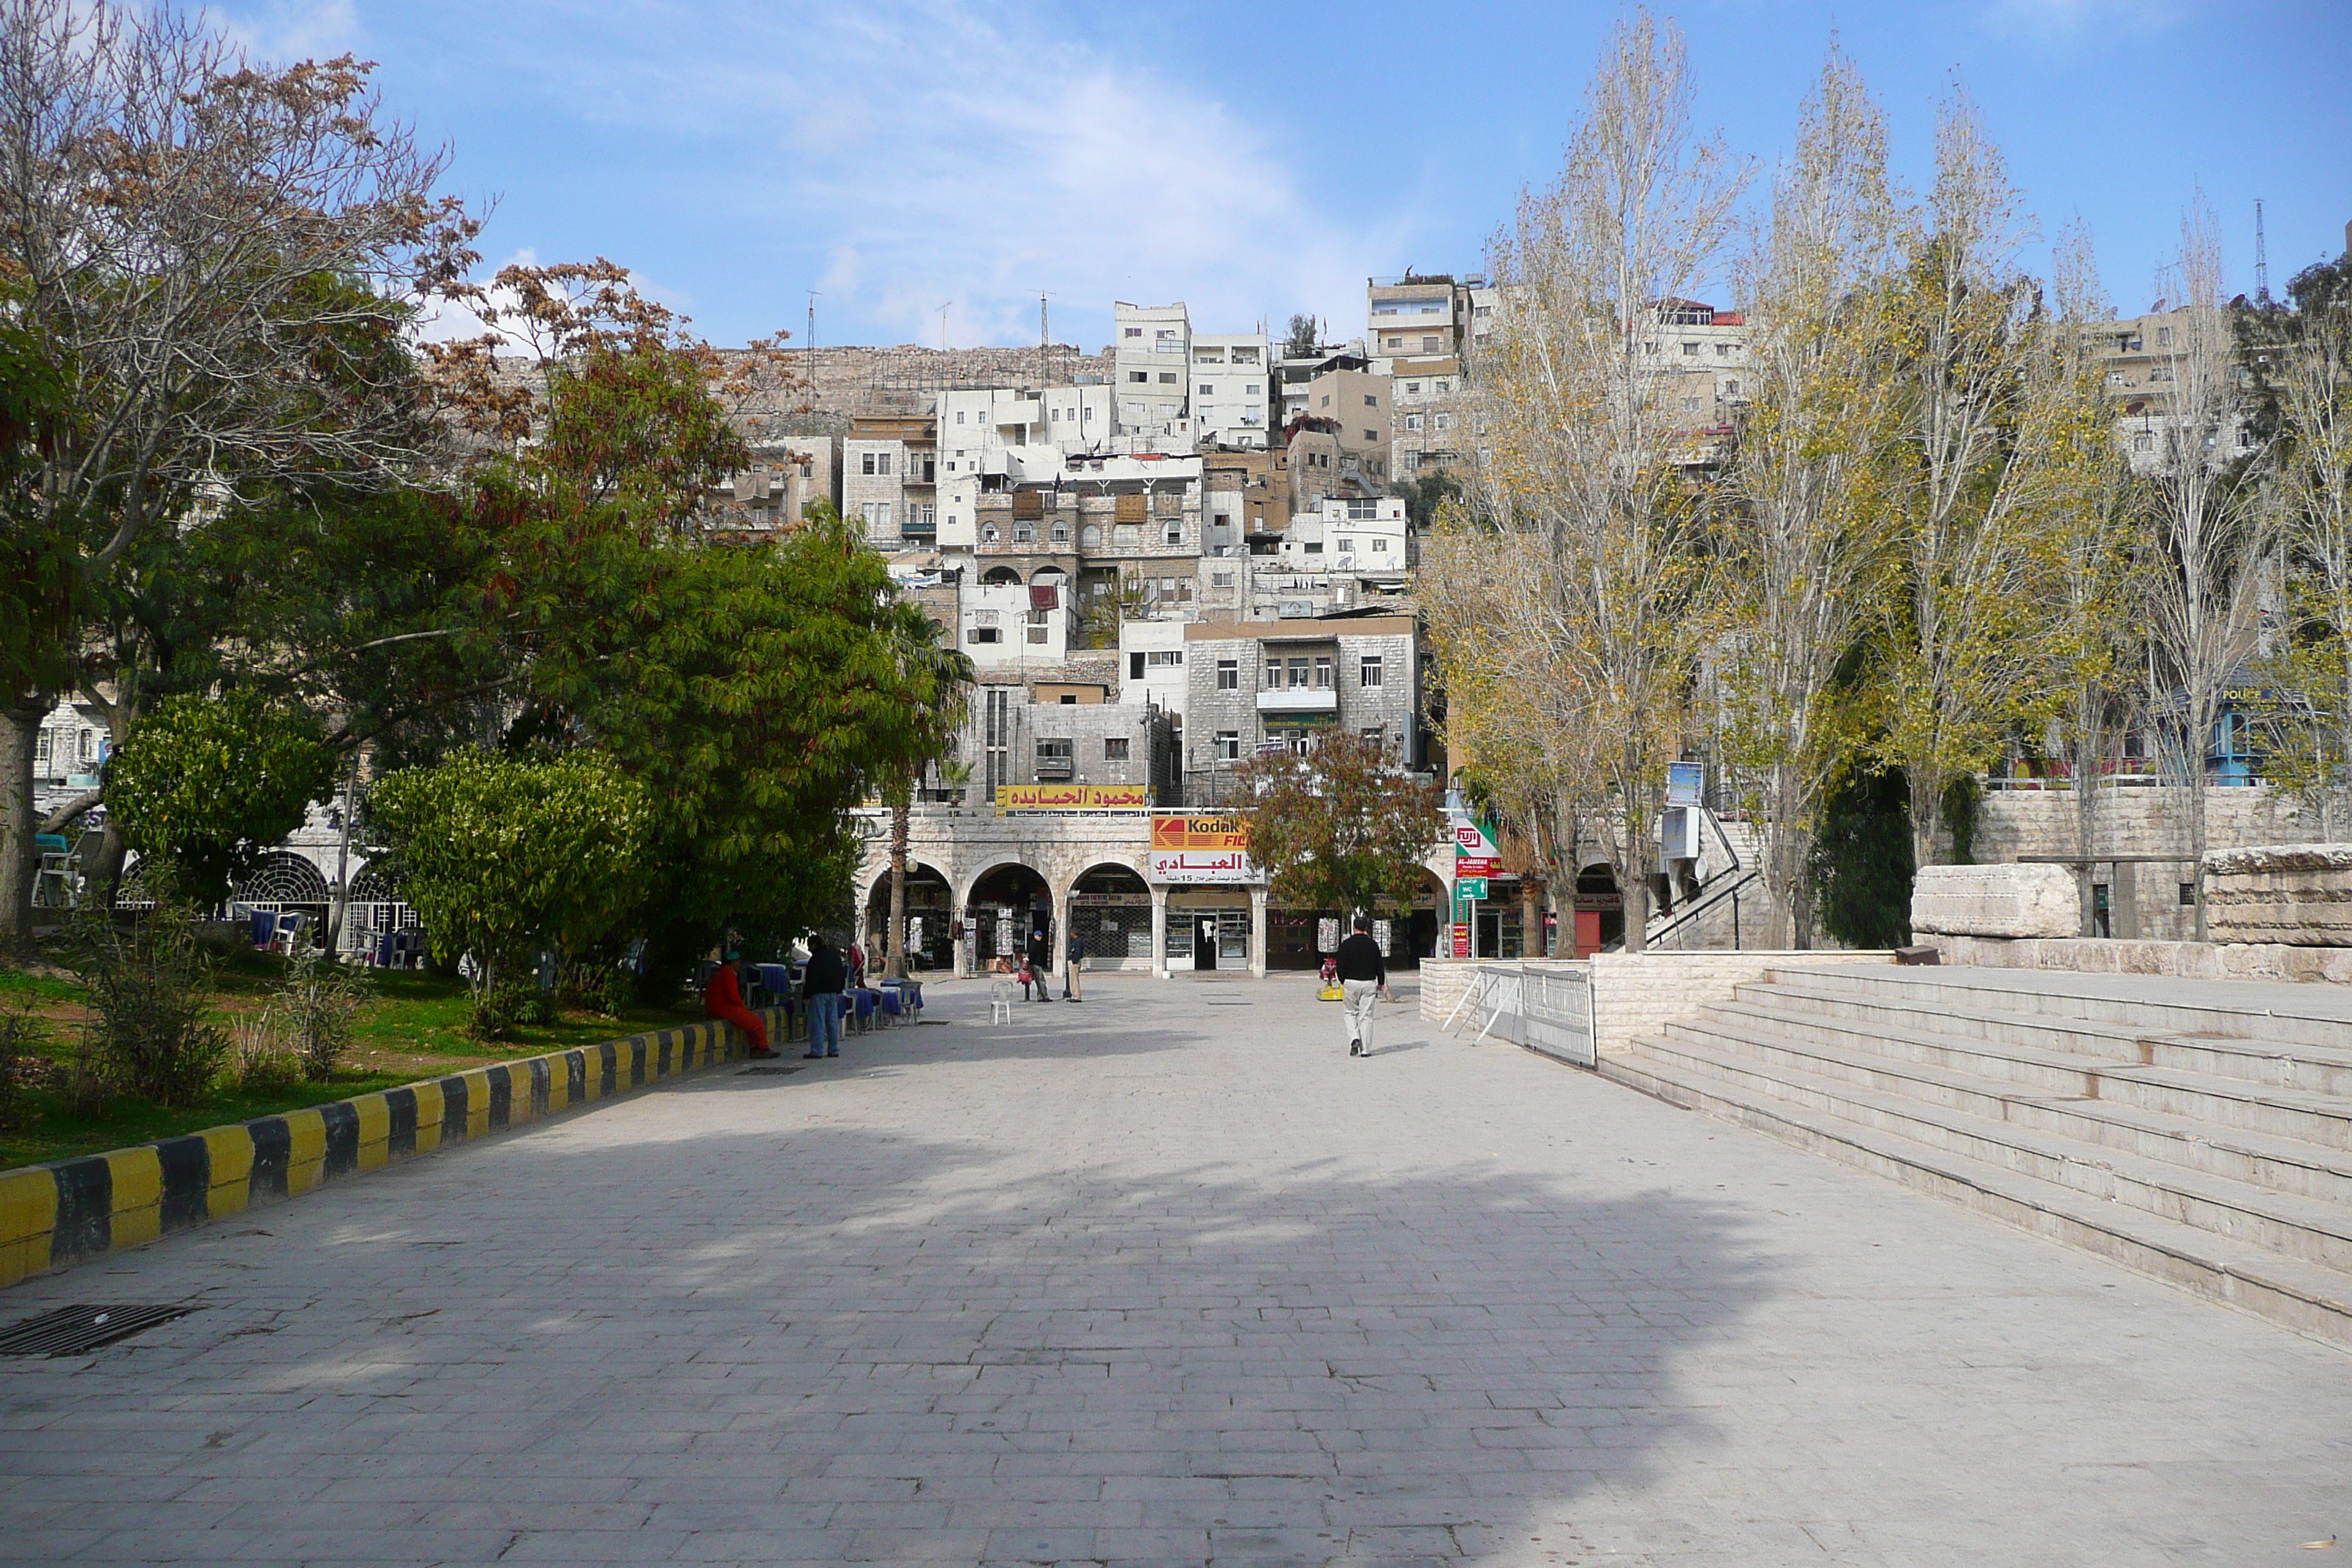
left=1333, top=914, right=1387, bottom=1058
left=1064, top=927, right=1085, bottom=1002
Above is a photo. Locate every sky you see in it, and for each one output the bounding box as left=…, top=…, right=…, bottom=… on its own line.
left=211, top=0, right=2352, bottom=354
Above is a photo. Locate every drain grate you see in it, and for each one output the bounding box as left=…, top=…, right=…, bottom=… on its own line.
left=0, top=1305, right=194, bottom=1357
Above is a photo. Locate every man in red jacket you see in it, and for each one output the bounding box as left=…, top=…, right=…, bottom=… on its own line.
left=704, top=950, right=774, bottom=1059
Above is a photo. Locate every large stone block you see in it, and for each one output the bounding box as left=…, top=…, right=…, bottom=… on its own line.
left=2204, top=843, right=2352, bottom=946
left=1909, top=863, right=2078, bottom=939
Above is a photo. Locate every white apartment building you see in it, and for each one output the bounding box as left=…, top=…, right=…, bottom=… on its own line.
left=1113, top=301, right=1192, bottom=442
left=1190, top=332, right=1270, bottom=448
left=1118, top=619, right=1190, bottom=720
left=957, top=578, right=1072, bottom=668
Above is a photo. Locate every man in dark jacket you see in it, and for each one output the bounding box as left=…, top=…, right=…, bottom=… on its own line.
left=1333, top=914, right=1387, bottom=1058
left=1063, top=928, right=1085, bottom=1002
left=1025, top=925, right=1052, bottom=1003
left=802, top=935, right=848, bottom=1058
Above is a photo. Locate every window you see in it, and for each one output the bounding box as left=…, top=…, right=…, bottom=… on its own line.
left=1406, top=414, right=1423, bottom=432
left=1112, top=523, right=1140, bottom=549
left=970, top=627, right=1001, bottom=644
left=1058, top=694, right=1077, bottom=704
left=1371, top=537, right=1388, bottom=552
left=914, top=504, right=935, bottom=529
left=34, top=729, right=51, bottom=769
left=859, top=500, right=892, bottom=529
left=1159, top=372, right=1177, bottom=384
left=1336, top=537, right=1354, bottom=554
left=1360, top=655, right=1384, bottom=687
left=2157, top=326, right=2174, bottom=347
left=1716, top=343, right=1731, bottom=357
left=1217, top=658, right=1239, bottom=690
left=1129, top=371, right=1148, bottom=383
left=2179, top=881, right=2196, bottom=907
left=1364, top=430, right=1380, bottom=443
left=2133, top=434, right=2153, bottom=452
left=1104, top=736, right=1130, bottom=761
left=1264, top=658, right=1281, bottom=688
left=1211, top=569, right=1235, bottom=588
left=1313, top=656, right=1332, bottom=689
left=1147, top=649, right=1183, bottom=667
left=1287, top=657, right=1310, bottom=687
left=1723, top=379, right=1741, bottom=396
left=1435, top=378, right=1451, bottom=393
left=1216, top=731, right=1240, bottom=761
left=1199, top=383, right=1215, bottom=396
left=1130, top=651, right=1146, bottom=679
left=1434, top=412, right=1453, bottom=431
left=1123, top=325, right=1143, bottom=338
left=876, top=452, right=892, bottom=475
left=1681, top=396, right=1703, bottom=413
left=860, top=452, right=878, bottom=475
left=1405, top=381, right=1421, bottom=395
left=1384, top=335, right=1403, bottom=350
left=955, top=410, right=965, bottom=423
left=1682, top=342, right=1700, bottom=356
left=1319, top=393, right=1331, bottom=409
left=1422, top=335, right=1440, bottom=353
left=1364, top=394, right=1379, bottom=408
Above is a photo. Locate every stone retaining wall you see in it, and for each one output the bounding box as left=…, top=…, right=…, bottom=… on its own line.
left=2204, top=844, right=2352, bottom=946
left=1923, top=932, right=2352, bottom=984
left=1911, top=863, right=2079, bottom=939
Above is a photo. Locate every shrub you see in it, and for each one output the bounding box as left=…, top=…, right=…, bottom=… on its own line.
left=61, top=899, right=230, bottom=1108
left=105, top=690, right=339, bottom=907
left=0, top=1006, right=44, bottom=1131
left=279, top=936, right=370, bottom=1081
left=233, top=1009, right=304, bottom=1096
left=369, top=750, right=655, bottom=1039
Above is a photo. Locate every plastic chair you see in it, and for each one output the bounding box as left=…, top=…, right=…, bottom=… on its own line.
left=990, top=979, right=1015, bottom=1025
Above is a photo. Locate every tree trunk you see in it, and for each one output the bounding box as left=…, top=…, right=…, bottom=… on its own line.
left=886, top=796, right=909, bottom=981
left=83, top=818, right=126, bottom=911
left=1520, top=878, right=1542, bottom=958
left=0, top=701, right=48, bottom=958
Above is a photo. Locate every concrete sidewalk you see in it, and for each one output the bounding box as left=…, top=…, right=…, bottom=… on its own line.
left=1, top=970, right=2346, bottom=1566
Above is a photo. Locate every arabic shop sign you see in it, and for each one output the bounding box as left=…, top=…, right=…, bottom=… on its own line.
left=995, top=783, right=1153, bottom=810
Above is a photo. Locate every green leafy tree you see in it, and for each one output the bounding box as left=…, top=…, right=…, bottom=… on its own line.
left=367, top=750, right=655, bottom=1035
left=1810, top=768, right=1915, bottom=949
left=1238, top=733, right=1446, bottom=921
left=104, top=691, right=338, bottom=906
left=1284, top=313, right=1320, bottom=359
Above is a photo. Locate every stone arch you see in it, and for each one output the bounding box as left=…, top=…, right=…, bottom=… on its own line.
left=1079, top=524, right=1101, bottom=550
left=1063, top=861, right=1154, bottom=969
left=962, top=859, right=1055, bottom=968
left=863, top=859, right=954, bottom=970
left=1030, top=565, right=1067, bottom=585
left=981, top=565, right=1021, bottom=585
left=234, top=851, right=330, bottom=905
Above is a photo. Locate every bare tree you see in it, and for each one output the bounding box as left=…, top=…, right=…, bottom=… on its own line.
left=1716, top=45, right=1901, bottom=946
left=1447, top=10, right=1746, bottom=952
left=0, top=0, right=475, bottom=948
left=2140, top=200, right=2269, bottom=938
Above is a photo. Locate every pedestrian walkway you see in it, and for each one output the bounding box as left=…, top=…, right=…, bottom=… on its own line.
left=2, top=973, right=2348, bottom=1566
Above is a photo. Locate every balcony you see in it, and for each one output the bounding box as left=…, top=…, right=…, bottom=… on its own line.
left=1257, top=686, right=1338, bottom=715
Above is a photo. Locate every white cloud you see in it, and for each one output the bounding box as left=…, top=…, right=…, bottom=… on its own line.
left=209, top=0, right=363, bottom=62
left=460, top=0, right=1400, bottom=348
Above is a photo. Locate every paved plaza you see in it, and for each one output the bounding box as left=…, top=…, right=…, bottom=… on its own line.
left=2, top=972, right=2348, bottom=1567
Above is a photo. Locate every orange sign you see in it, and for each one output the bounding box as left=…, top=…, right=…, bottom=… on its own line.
left=1151, top=813, right=1249, bottom=851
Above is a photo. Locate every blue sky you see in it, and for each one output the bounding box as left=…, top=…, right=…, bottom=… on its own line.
left=214, top=1, right=2351, bottom=353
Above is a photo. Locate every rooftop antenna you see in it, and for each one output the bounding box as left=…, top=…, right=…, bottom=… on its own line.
left=937, top=301, right=952, bottom=353
left=2255, top=200, right=2271, bottom=304
left=1039, top=291, right=1052, bottom=390
left=805, top=291, right=818, bottom=358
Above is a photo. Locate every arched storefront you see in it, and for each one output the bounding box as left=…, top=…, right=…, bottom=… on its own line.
left=1572, top=861, right=1624, bottom=954
left=964, top=862, right=1054, bottom=968
left=1066, top=863, right=1154, bottom=970
left=864, top=860, right=954, bottom=970
left=232, top=851, right=333, bottom=935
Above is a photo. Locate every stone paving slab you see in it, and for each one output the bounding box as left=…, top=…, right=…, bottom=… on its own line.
left=0, top=973, right=2347, bottom=1565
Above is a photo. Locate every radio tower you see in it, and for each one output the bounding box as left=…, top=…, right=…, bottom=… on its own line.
left=1039, top=292, right=1049, bottom=390
left=2255, top=200, right=2271, bottom=304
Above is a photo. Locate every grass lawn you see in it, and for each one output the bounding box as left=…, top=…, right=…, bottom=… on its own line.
left=0, top=956, right=705, bottom=1171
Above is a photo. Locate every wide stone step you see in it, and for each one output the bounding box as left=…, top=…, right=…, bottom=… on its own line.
left=1772, top=965, right=2352, bottom=1054
left=1671, top=1003, right=2352, bottom=1154
left=1631, top=1028, right=2352, bottom=1273
left=1666, top=1010, right=2352, bottom=1203
left=1598, top=1044, right=2352, bottom=1351
left=1749, top=973, right=2352, bottom=1097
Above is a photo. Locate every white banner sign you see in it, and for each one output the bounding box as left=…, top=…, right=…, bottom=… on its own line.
left=1147, top=848, right=1262, bottom=885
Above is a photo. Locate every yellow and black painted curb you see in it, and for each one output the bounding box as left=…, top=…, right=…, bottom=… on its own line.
left=0, top=1006, right=787, bottom=1291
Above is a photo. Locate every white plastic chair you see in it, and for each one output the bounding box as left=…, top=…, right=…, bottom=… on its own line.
left=990, top=979, right=1016, bottom=1025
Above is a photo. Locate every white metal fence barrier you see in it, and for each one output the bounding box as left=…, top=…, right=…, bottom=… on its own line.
left=1440, top=960, right=1595, bottom=1067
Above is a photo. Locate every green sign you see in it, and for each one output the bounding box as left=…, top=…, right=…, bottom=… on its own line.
left=1458, top=877, right=1488, bottom=902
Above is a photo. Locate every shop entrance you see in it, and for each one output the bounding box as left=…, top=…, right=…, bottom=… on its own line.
left=967, top=862, right=1053, bottom=968
left=1193, top=915, right=1220, bottom=970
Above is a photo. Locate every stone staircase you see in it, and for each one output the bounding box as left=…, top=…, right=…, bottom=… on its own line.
left=1599, top=964, right=2352, bottom=1349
